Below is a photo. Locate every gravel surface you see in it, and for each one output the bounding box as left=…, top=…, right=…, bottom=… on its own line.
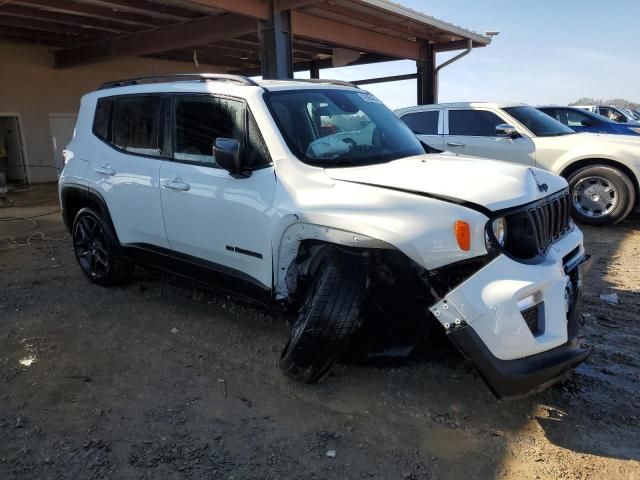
left=1, top=184, right=639, bottom=479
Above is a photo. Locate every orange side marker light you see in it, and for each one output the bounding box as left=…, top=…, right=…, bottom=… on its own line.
left=455, top=220, right=471, bottom=251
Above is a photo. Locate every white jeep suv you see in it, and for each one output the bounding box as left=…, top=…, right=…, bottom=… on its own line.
left=59, top=75, right=591, bottom=397
left=396, top=102, right=640, bottom=225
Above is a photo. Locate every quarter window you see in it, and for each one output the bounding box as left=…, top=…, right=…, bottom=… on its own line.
left=448, top=109, right=504, bottom=137
left=93, top=98, right=113, bottom=141
left=112, top=96, right=162, bottom=157
left=401, top=111, right=439, bottom=135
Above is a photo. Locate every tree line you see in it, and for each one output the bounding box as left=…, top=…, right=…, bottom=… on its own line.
left=569, top=98, right=640, bottom=110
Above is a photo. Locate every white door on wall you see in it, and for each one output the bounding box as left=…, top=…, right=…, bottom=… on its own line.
left=49, top=114, right=77, bottom=177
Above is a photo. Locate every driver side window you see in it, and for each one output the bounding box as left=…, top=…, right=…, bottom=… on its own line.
left=448, top=109, right=504, bottom=137
left=173, top=95, right=244, bottom=166
left=565, top=109, right=591, bottom=127
left=172, top=95, right=270, bottom=168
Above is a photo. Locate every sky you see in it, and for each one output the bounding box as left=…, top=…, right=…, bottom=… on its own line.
left=295, top=0, right=640, bottom=109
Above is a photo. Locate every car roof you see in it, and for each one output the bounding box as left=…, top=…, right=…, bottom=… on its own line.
left=395, top=102, right=527, bottom=114
left=89, top=77, right=360, bottom=100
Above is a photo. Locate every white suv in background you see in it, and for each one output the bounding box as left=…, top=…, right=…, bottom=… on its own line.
left=59, top=75, right=592, bottom=398
left=396, top=103, right=640, bottom=225
left=574, top=105, right=640, bottom=125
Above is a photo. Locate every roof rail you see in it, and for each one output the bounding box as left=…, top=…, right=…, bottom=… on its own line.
left=98, top=73, right=259, bottom=90
left=290, top=78, right=360, bottom=89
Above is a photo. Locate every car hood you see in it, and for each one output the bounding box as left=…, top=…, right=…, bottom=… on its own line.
left=539, top=132, right=640, bottom=154
left=573, top=132, right=640, bottom=144
left=325, top=153, right=567, bottom=213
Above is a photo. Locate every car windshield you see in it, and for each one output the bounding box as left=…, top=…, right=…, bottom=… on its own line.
left=266, top=89, right=425, bottom=166
left=504, top=106, right=576, bottom=137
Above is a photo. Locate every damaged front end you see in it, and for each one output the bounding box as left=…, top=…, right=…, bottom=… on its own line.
left=428, top=190, right=593, bottom=398
left=430, top=249, right=591, bottom=398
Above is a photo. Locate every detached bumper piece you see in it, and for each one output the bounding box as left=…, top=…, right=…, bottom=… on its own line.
left=439, top=253, right=593, bottom=399
left=447, top=326, right=590, bottom=398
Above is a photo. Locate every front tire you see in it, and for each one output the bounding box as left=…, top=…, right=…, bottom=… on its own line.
left=567, top=165, right=635, bottom=225
left=279, top=248, right=368, bottom=383
left=72, top=207, right=130, bottom=286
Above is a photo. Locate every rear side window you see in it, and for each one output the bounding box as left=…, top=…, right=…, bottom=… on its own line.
left=401, top=111, right=439, bottom=135
left=93, top=98, right=113, bottom=141
left=448, top=109, right=504, bottom=137
left=112, top=96, right=162, bottom=157
left=172, top=95, right=270, bottom=168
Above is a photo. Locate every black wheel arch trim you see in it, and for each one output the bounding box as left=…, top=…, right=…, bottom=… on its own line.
left=60, top=184, right=121, bottom=243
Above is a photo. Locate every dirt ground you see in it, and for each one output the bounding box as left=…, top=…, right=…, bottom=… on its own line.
left=1, top=183, right=639, bottom=480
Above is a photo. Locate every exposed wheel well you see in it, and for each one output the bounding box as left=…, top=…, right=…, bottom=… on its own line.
left=560, top=159, right=640, bottom=206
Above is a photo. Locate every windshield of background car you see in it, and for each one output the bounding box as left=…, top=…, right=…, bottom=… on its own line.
left=266, top=89, right=425, bottom=166
left=504, top=106, right=576, bottom=137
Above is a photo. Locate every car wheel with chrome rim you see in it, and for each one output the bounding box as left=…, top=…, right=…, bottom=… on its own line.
left=567, top=165, right=635, bottom=225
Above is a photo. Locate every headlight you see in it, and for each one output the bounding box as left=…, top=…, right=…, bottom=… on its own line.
left=486, top=217, right=507, bottom=249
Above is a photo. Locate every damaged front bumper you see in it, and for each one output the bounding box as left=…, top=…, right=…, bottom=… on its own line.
left=429, top=228, right=592, bottom=398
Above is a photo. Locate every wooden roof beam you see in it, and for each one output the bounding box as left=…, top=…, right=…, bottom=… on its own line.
left=180, top=0, right=270, bottom=19
left=0, top=5, right=144, bottom=33
left=147, top=51, right=256, bottom=68
left=92, top=0, right=205, bottom=20
left=0, top=34, right=71, bottom=47
left=0, top=15, right=110, bottom=38
left=54, top=14, right=259, bottom=68
left=0, top=25, right=84, bottom=45
left=13, top=0, right=171, bottom=27
left=274, top=0, right=323, bottom=11
left=434, top=39, right=486, bottom=52
left=290, top=10, right=420, bottom=60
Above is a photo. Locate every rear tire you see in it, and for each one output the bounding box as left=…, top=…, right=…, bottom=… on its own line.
left=279, top=247, right=367, bottom=383
left=72, top=207, right=130, bottom=286
left=567, top=165, right=635, bottom=225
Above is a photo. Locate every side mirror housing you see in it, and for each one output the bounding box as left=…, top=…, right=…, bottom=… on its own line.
left=213, top=138, right=243, bottom=174
left=495, top=124, right=520, bottom=138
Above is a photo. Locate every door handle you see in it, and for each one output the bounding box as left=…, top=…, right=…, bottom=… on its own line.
left=163, top=179, right=191, bottom=191
left=94, top=165, right=115, bottom=176
left=446, top=142, right=465, bottom=147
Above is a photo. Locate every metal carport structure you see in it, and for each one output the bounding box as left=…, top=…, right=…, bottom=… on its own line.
left=0, top=0, right=490, bottom=104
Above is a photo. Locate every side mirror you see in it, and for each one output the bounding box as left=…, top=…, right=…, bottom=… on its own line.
left=581, top=119, right=593, bottom=127
left=213, top=137, right=242, bottom=174
left=495, top=124, right=520, bottom=138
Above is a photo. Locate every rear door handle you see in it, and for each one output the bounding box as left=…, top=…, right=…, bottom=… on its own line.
left=446, top=142, right=465, bottom=147
left=163, top=179, right=191, bottom=191
left=94, top=165, right=115, bottom=176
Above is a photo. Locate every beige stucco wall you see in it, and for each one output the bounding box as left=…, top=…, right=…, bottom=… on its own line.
left=0, top=41, right=229, bottom=183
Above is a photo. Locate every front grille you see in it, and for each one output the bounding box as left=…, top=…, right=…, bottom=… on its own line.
left=504, top=189, right=572, bottom=259
left=527, top=191, right=571, bottom=253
